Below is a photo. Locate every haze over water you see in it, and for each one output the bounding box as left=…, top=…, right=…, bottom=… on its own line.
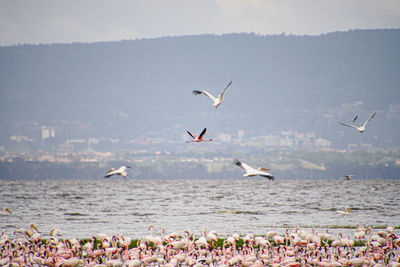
left=1, top=178, right=399, bottom=239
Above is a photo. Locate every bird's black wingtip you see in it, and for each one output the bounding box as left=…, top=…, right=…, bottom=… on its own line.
left=192, top=90, right=202, bottom=95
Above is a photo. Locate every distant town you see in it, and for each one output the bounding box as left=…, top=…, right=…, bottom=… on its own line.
left=1, top=123, right=379, bottom=163
left=1, top=122, right=399, bottom=180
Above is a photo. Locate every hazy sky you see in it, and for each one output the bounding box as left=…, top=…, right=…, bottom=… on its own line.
left=1, top=0, right=400, bottom=46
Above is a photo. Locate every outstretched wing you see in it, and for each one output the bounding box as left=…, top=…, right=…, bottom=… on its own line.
left=338, top=122, right=358, bottom=130
left=106, top=168, right=115, bottom=173
left=192, top=90, right=202, bottom=95
left=363, top=112, right=376, bottom=127
left=218, top=81, right=232, bottom=99
left=260, top=173, right=275, bottom=181
left=234, top=159, right=255, bottom=173
left=198, top=128, right=207, bottom=139
left=119, top=166, right=131, bottom=172
left=187, top=131, right=196, bottom=139
left=233, top=159, right=245, bottom=170
left=104, top=168, right=116, bottom=178
left=193, top=90, right=217, bottom=101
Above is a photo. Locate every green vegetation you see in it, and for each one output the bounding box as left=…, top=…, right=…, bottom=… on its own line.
left=71, top=236, right=370, bottom=249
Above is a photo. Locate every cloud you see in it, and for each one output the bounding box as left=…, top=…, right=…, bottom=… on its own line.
left=41, top=16, right=141, bottom=43
left=0, top=0, right=399, bottom=45
left=0, top=7, right=22, bottom=45
left=214, top=0, right=400, bottom=35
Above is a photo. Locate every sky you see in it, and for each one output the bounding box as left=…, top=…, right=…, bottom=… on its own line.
left=0, top=0, right=400, bottom=46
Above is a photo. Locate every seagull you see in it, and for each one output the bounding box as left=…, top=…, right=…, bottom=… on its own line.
left=104, top=166, right=131, bottom=178
left=233, top=159, right=275, bottom=180
left=338, top=112, right=376, bottom=133
left=192, top=81, right=232, bottom=108
left=186, top=128, right=213, bottom=143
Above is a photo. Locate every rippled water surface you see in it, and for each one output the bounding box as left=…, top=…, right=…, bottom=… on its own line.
left=1, top=179, right=399, bottom=239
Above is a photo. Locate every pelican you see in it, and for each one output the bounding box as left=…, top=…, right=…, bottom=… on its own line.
left=104, top=166, right=131, bottom=178
left=0, top=207, right=12, bottom=215
left=233, top=159, right=275, bottom=180
left=338, top=112, right=376, bottom=133
left=336, top=207, right=352, bottom=215
left=186, top=128, right=213, bottom=143
left=192, top=81, right=232, bottom=108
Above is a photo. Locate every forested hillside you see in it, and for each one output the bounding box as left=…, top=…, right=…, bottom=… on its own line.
left=1, top=30, right=400, bottom=148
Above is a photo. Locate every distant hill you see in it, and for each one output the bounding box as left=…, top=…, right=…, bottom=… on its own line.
left=1, top=29, right=400, bottom=149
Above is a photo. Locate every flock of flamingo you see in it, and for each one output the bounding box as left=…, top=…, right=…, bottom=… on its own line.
left=0, top=222, right=399, bottom=266
left=2, top=82, right=385, bottom=266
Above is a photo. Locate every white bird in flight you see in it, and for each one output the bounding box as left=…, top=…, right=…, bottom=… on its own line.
left=104, top=166, right=131, bottom=178
left=192, top=81, right=232, bottom=108
left=234, top=159, right=275, bottom=180
left=338, top=112, right=376, bottom=133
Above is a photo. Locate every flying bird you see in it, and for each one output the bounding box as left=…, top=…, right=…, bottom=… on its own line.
left=104, top=166, right=131, bottom=178
left=234, top=159, right=275, bottom=180
left=338, top=112, right=376, bottom=133
left=343, top=175, right=355, bottom=180
left=192, top=81, right=232, bottom=108
left=336, top=207, right=352, bottom=216
left=186, top=128, right=213, bottom=143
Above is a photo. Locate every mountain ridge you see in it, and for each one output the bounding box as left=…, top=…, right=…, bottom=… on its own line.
left=1, top=29, right=399, bottom=150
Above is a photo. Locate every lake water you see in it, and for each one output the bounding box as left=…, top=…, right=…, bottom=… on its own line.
left=1, top=178, right=399, bottom=239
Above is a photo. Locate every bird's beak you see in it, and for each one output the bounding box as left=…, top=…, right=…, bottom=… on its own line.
left=259, top=168, right=270, bottom=171
left=346, top=208, right=353, bottom=213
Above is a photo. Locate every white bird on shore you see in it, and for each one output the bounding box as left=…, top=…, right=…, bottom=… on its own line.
left=104, top=166, right=131, bottom=178
left=233, top=159, right=275, bottom=180
left=192, top=81, right=232, bottom=108
left=338, top=112, right=376, bottom=133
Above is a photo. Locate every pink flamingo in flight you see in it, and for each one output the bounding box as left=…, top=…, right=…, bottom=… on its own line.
left=186, top=128, right=213, bottom=143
